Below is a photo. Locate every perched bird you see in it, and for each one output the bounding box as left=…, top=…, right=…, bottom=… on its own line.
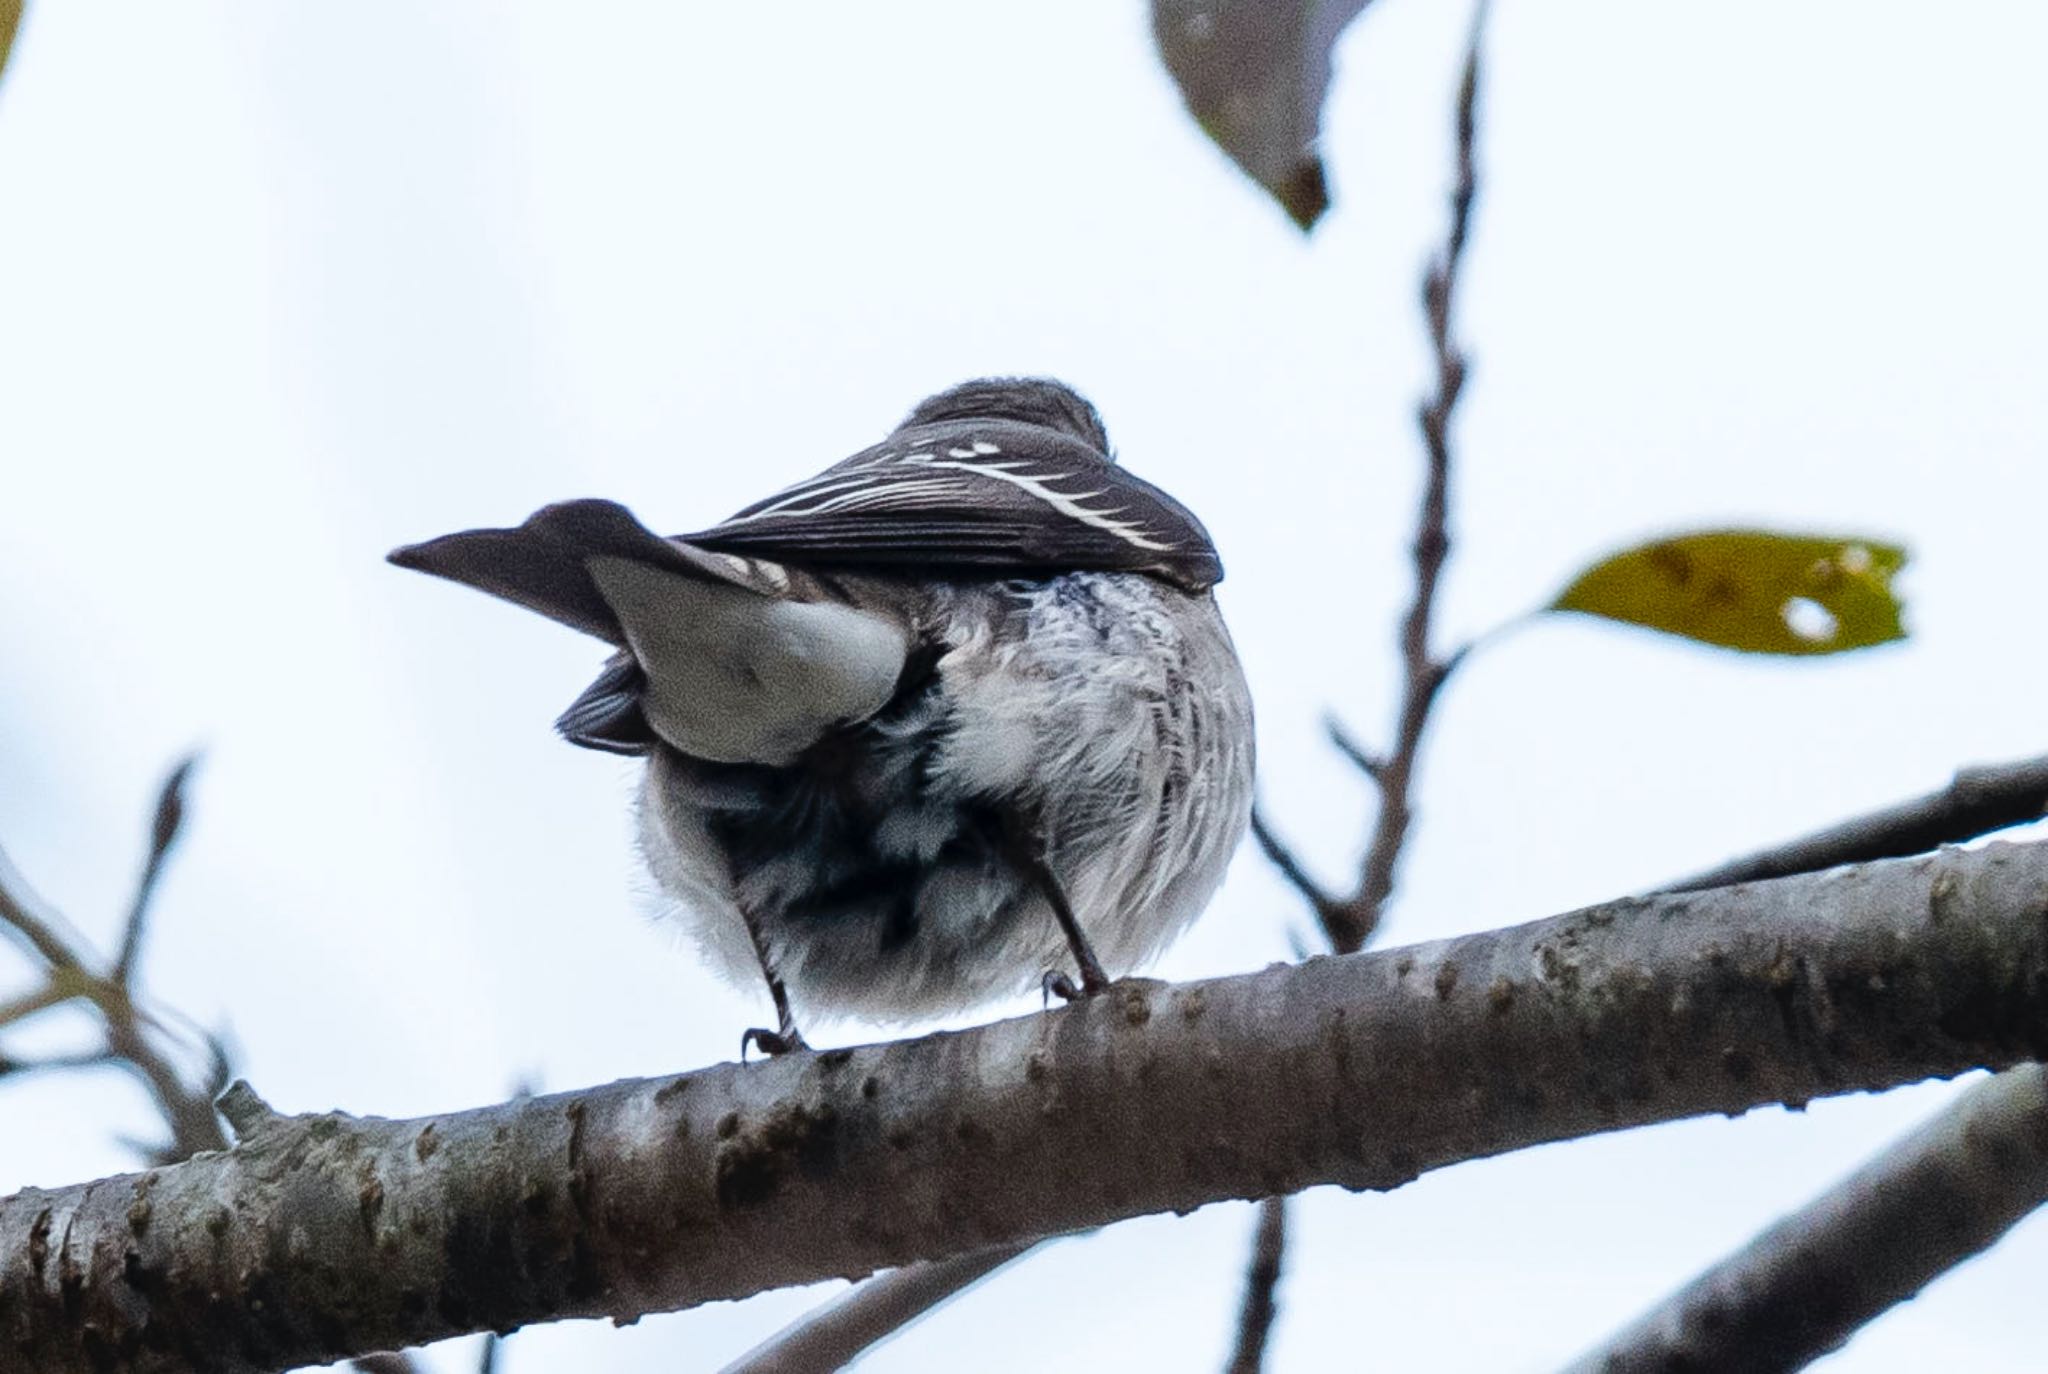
left=390, top=378, right=1253, bottom=1053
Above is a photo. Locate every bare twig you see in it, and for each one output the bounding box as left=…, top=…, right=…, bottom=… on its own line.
left=0, top=1048, right=117, bottom=1078
left=1224, top=1196, right=1288, bottom=1374
left=1564, top=1065, right=2048, bottom=1373
left=1664, top=753, right=2048, bottom=893
left=1321, top=714, right=1384, bottom=782
left=1249, top=811, right=1338, bottom=918
left=1319, top=0, right=1489, bottom=956
left=0, top=844, right=90, bottom=971
left=0, top=764, right=228, bottom=1161
left=1231, top=10, right=1493, bottom=1367
left=112, top=754, right=198, bottom=986
left=1265, top=0, right=1490, bottom=960
left=723, top=1241, right=1037, bottom=1374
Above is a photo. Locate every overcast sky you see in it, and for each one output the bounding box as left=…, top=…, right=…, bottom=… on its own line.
left=3, top=3, right=2046, bottom=1370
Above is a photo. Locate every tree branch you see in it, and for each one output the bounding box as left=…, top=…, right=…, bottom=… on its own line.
left=1297, top=0, right=1488, bottom=958
left=1224, top=1196, right=1288, bottom=1374
left=1, top=766, right=419, bottom=1374
left=0, top=780, right=228, bottom=1163
left=721, top=1241, right=1036, bottom=1374
left=6, top=839, right=2047, bottom=1373
left=1552, top=752, right=2048, bottom=1371
left=1231, top=12, right=1494, bottom=1361
left=0, top=845, right=91, bottom=972
left=1563, top=1064, right=2048, bottom=1373
left=1248, top=812, right=1339, bottom=920
left=1665, top=753, right=2048, bottom=893
left=111, top=754, right=198, bottom=987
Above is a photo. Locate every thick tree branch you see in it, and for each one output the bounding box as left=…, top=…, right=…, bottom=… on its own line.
left=1, top=767, right=419, bottom=1374
left=1564, top=1064, right=2048, bottom=1373
left=1557, top=752, right=2048, bottom=1371
left=6, top=840, right=2048, bottom=1372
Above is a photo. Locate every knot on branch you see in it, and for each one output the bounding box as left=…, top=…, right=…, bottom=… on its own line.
left=216, top=1079, right=285, bottom=1142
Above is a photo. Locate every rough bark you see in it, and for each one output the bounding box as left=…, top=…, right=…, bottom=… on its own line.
left=6, top=841, right=2048, bottom=1374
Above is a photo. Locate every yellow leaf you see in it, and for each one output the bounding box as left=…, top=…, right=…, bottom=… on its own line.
left=0, top=2, right=22, bottom=90
left=1550, top=530, right=1908, bottom=656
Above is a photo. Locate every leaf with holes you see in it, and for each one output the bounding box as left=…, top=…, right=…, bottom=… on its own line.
left=1550, top=530, right=1908, bottom=656
left=1150, top=0, right=1377, bottom=232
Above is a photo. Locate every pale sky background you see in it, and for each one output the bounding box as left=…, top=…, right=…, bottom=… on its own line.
left=3, top=3, right=2046, bottom=1370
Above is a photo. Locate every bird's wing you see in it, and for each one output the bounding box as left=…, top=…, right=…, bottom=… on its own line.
left=683, top=418, right=1224, bottom=591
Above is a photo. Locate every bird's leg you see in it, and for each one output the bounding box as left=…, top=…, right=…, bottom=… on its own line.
left=738, top=906, right=808, bottom=1058
left=1007, top=821, right=1110, bottom=1002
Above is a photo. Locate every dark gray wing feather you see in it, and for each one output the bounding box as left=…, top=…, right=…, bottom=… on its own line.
left=683, top=418, right=1223, bottom=590
left=388, top=498, right=778, bottom=643
left=554, top=653, right=654, bottom=754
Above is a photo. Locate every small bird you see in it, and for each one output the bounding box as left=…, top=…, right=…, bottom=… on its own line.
left=390, top=378, right=1253, bottom=1053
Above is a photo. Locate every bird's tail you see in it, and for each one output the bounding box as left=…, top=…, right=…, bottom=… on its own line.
left=389, top=500, right=910, bottom=765
left=387, top=498, right=779, bottom=643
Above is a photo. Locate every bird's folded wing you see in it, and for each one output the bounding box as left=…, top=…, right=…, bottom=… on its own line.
left=684, top=418, right=1224, bottom=591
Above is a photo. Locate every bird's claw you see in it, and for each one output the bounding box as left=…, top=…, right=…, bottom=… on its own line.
left=741, top=1026, right=809, bottom=1060
left=1041, top=968, right=1111, bottom=1006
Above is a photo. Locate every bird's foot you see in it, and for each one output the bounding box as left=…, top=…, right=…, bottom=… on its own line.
left=1041, top=966, right=1112, bottom=1006
left=741, top=1024, right=810, bottom=1060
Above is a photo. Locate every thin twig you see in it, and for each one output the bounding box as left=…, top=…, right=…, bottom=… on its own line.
left=1228, top=10, right=1494, bottom=1371
left=1663, top=753, right=2048, bottom=893
left=1249, top=810, right=1338, bottom=918
left=1271, top=1, right=1490, bottom=959
left=1224, top=1197, right=1288, bottom=1374
left=0, top=843, right=90, bottom=970
left=1320, top=0, right=1488, bottom=956
left=1321, top=713, right=1384, bottom=782
left=0, top=977, right=78, bottom=1029
left=722, top=1241, right=1037, bottom=1374
left=113, top=753, right=198, bottom=986
left=0, top=764, right=230, bottom=1162
left=0, top=1048, right=120, bottom=1078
